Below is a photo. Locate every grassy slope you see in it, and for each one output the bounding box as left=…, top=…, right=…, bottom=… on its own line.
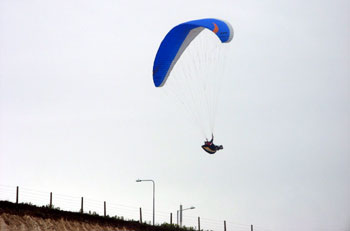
left=0, top=201, right=194, bottom=231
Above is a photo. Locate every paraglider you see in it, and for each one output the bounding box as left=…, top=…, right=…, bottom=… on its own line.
left=202, top=134, right=223, bottom=154
left=152, top=18, right=233, bottom=154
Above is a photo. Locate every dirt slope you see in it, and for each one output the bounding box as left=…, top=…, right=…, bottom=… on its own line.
left=0, top=213, right=132, bottom=231
left=0, top=201, right=187, bottom=231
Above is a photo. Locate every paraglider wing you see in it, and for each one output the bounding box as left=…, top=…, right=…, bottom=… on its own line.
left=153, top=18, right=233, bottom=87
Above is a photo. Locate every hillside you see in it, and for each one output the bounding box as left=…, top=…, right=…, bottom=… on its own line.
left=0, top=201, right=193, bottom=231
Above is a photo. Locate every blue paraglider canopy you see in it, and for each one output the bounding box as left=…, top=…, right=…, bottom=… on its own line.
left=152, top=18, right=233, bottom=87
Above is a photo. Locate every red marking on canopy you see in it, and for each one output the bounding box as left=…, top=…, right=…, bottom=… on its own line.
left=212, top=23, right=219, bottom=33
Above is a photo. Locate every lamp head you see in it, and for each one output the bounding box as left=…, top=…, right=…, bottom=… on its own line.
left=136, top=179, right=142, bottom=182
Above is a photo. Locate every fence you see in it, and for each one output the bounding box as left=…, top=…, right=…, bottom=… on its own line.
left=0, top=184, right=271, bottom=231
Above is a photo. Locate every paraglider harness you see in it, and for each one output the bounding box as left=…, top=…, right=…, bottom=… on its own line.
left=201, top=134, right=223, bottom=154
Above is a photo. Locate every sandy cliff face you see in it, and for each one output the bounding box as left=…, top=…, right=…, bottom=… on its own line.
left=0, top=212, right=133, bottom=231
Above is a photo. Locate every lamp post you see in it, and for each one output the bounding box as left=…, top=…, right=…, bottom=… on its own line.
left=136, top=179, right=155, bottom=225
left=178, top=204, right=195, bottom=227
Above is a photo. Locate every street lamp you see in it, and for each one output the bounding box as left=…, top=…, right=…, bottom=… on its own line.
left=136, top=179, right=155, bottom=225
left=178, top=204, right=195, bottom=227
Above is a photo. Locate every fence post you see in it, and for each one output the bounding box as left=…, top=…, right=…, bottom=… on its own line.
left=224, top=220, right=226, bottom=231
left=177, top=210, right=179, bottom=225
left=170, top=212, right=172, bottom=224
left=104, top=201, right=106, bottom=217
left=198, top=217, right=200, bottom=231
left=50, top=192, right=52, bottom=208
left=139, top=207, right=142, bottom=223
left=81, top=197, right=84, bottom=213
left=180, top=204, right=183, bottom=227
left=16, top=186, right=19, bottom=204
left=251, top=224, right=253, bottom=231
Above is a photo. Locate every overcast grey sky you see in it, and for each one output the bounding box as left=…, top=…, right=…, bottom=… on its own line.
left=0, top=0, right=349, bottom=230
